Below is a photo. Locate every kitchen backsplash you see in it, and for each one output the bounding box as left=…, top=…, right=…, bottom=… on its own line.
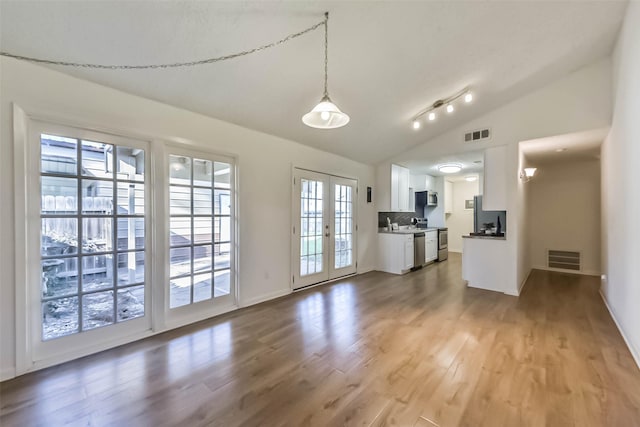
left=378, top=212, right=421, bottom=228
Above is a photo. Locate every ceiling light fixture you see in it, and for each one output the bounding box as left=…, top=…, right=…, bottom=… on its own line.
left=411, top=87, right=473, bottom=129
left=412, top=120, right=421, bottom=130
left=302, top=12, right=350, bottom=129
left=465, top=175, right=478, bottom=182
left=556, top=148, right=567, bottom=152
left=438, top=163, right=463, bottom=174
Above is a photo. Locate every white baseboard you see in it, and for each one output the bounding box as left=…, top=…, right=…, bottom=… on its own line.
left=240, top=288, right=290, bottom=308
left=599, top=290, right=640, bottom=371
left=532, top=265, right=600, bottom=277
left=1, top=367, right=16, bottom=382
left=448, top=249, right=462, bottom=254
left=517, top=268, right=532, bottom=295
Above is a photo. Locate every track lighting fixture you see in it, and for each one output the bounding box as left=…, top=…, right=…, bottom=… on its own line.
left=411, top=87, right=474, bottom=129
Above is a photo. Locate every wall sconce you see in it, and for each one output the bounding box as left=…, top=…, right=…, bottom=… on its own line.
left=520, top=167, right=537, bottom=182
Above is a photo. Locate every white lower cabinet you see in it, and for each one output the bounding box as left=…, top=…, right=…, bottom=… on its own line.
left=403, top=235, right=414, bottom=271
left=425, top=230, right=438, bottom=263
left=378, top=233, right=414, bottom=274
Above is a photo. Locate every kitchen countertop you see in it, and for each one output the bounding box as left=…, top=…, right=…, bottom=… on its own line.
left=462, top=234, right=506, bottom=240
left=378, top=227, right=440, bottom=234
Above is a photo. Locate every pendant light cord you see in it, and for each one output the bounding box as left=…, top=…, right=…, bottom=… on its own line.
left=324, top=11, right=329, bottom=99
left=0, top=14, right=328, bottom=70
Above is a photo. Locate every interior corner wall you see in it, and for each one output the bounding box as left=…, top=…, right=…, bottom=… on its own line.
left=528, top=160, right=601, bottom=275
left=0, top=57, right=377, bottom=380
left=601, top=1, right=640, bottom=367
left=446, top=180, right=478, bottom=253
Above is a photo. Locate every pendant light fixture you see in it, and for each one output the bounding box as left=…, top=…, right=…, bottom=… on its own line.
left=302, top=12, right=350, bottom=129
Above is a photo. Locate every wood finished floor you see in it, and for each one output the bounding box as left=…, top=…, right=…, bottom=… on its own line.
left=1, top=253, right=640, bottom=427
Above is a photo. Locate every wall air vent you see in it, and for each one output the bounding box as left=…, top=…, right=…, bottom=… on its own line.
left=464, top=128, right=491, bottom=143
left=547, top=250, right=581, bottom=271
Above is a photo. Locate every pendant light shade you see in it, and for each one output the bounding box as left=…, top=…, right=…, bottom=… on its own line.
left=302, top=12, right=350, bottom=130
left=302, top=95, right=350, bottom=129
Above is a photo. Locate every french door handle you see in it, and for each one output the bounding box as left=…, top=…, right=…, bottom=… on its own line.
left=325, top=232, right=330, bottom=237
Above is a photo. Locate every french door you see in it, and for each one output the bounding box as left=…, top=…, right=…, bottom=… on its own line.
left=292, top=169, right=357, bottom=289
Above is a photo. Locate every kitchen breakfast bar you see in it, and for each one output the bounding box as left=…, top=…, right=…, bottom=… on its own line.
left=462, top=234, right=510, bottom=294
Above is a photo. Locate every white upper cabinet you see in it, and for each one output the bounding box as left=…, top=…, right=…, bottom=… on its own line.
left=444, top=180, right=453, bottom=214
left=391, top=164, right=410, bottom=212
left=483, top=146, right=507, bottom=210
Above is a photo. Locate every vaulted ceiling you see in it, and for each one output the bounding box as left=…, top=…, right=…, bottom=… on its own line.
left=0, top=1, right=627, bottom=164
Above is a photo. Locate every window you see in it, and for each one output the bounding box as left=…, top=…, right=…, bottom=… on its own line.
left=40, top=133, right=146, bottom=340
left=168, top=155, right=233, bottom=308
left=16, top=115, right=237, bottom=372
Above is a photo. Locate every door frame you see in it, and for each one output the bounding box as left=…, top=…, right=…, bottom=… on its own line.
left=290, top=167, right=358, bottom=291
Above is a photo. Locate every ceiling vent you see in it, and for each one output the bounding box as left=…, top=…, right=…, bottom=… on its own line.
left=464, top=128, right=491, bottom=143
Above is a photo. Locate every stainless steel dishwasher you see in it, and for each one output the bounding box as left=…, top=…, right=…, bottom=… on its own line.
left=413, top=232, right=425, bottom=268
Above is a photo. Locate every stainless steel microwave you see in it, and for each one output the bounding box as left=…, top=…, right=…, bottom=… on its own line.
left=427, top=191, right=438, bottom=206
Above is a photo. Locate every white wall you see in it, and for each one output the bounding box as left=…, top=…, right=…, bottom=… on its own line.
left=528, top=160, right=601, bottom=275
left=601, top=1, right=640, bottom=367
left=377, top=58, right=612, bottom=295
left=517, top=147, right=531, bottom=292
left=0, top=57, right=377, bottom=380
left=446, top=180, right=478, bottom=252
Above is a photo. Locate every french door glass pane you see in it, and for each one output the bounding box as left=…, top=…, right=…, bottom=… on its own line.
left=335, top=184, right=354, bottom=269
left=42, top=297, right=79, bottom=339
left=116, top=146, right=145, bottom=181
left=194, top=273, right=213, bottom=302
left=194, top=159, right=213, bottom=187
left=194, top=244, right=213, bottom=273
left=214, top=270, right=230, bottom=297
left=42, top=258, right=78, bottom=298
left=169, top=155, right=191, bottom=185
left=169, top=156, right=233, bottom=308
left=39, top=132, right=146, bottom=341
left=117, top=251, right=145, bottom=286
left=117, top=182, right=145, bottom=215
left=170, top=247, right=191, bottom=278
left=41, top=176, right=78, bottom=214
left=82, top=180, right=113, bottom=214
left=41, top=218, right=78, bottom=256
left=81, top=140, right=113, bottom=179
left=300, top=179, right=323, bottom=277
left=81, top=254, right=113, bottom=292
left=117, top=285, right=145, bottom=321
left=41, top=134, right=77, bottom=175
left=82, top=291, right=114, bottom=331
